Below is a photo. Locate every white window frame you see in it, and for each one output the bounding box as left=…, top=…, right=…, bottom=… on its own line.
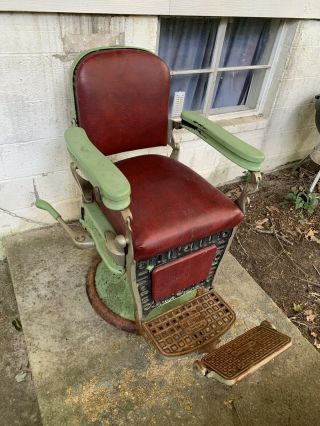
left=157, top=17, right=287, bottom=120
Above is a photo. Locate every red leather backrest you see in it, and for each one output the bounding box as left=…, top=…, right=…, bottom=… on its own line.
left=74, top=48, right=170, bottom=155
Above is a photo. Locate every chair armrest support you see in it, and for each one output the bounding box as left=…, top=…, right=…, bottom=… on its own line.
left=181, top=111, right=265, bottom=171
left=65, top=127, right=131, bottom=211
left=169, top=118, right=183, bottom=130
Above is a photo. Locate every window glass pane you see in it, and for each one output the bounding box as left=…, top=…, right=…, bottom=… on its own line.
left=159, top=17, right=218, bottom=70
left=212, top=69, right=266, bottom=109
left=219, top=18, right=275, bottom=67
left=170, top=74, right=209, bottom=115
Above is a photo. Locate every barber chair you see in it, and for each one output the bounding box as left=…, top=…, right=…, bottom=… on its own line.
left=36, top=47, right=291, bottom=384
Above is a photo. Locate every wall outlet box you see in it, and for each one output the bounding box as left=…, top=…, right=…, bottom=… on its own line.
left=172, top=91, right=185, bottom=117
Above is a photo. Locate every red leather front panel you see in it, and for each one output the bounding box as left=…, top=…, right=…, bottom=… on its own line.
left=74, top=49, right=170, bottom=155
left=151, top=246, right=217, bottom=302
left=100, top=154, right=244, bottom=260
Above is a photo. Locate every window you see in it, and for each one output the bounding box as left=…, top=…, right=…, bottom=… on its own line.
left=158, top=17, right=282, bottom=117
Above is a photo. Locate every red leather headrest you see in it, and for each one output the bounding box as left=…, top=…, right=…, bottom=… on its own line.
left=74, top=49, right=170, bottom=155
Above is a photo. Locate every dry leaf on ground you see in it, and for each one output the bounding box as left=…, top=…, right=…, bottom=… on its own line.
left=304, top=309, right=316, bottom=323
left=310, top=331, right=320, bottom=348
left=266, top=206, right=280, bottom=214
left=313, top=339, right=320, bottom=349
left=225, top=187, right=242, bottom=199
left=305, top=229, right=320, bottom=244
left=15, top=371, right=28, bottom=383
left=255, top=218, right=269, bottom=229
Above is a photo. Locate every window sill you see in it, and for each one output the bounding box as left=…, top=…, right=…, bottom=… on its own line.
left=210, top=113, right=267, bottom=134
left=175, top=113, right=267, bottom=143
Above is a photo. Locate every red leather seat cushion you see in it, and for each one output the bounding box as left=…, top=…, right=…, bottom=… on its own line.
left=74, top=49, right=170, bottom=155
left=101, top=155, right=244, bottom=260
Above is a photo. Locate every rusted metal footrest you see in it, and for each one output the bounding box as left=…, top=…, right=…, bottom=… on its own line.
left=142, top=290, right=235, bottom=356
left=195, top=322, right=292, bottom=385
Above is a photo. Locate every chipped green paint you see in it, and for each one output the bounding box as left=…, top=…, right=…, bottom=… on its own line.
left=81, top=201, right=196, bottom=320
left=95, top=259, right=197, bottom=321
left=95, top=260, right=135, bottom=320
left=146, top=264, right=155, bottom=273
left=80, top=202, right=124, bottom=275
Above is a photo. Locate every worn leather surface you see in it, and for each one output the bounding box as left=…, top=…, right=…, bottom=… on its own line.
left=99, top=154, right=244, bottom=260
left=74, top=49, right=170, bottom=155
left=151, top=245, right=217, bottom=302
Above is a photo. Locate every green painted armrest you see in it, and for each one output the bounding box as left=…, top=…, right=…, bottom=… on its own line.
left=65, top=127, right=131, bottom=210
left=181, top=111, right=265, bottom=171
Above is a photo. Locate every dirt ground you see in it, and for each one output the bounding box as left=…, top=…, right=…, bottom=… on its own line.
left=226, top=160, right=320, bottom=350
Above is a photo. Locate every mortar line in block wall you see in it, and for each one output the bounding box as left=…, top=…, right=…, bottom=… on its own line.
left=1, top=98, right=70, bottom=103
left=0, top=52, right=66, bottom=57
left=0, top=138, right=68, bottom=147
left=0, top=167, right=72, bottom=181
left=0, top=196, right=81, bottom=218
left=0, top=169, right=72, bottom=183
left=280, top=76, right=320, bottom=81
left=272, top=103, right=315, bottom=110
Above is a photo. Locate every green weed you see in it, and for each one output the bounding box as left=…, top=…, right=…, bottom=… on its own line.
left=285, top=186, right=319, bottom=215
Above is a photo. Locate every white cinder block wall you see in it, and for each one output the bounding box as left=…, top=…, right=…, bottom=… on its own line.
left=0, top=13, right=319, bottom=258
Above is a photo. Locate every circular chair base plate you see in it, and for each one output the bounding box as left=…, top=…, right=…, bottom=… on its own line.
left=86, top=256, right=138, bottom=334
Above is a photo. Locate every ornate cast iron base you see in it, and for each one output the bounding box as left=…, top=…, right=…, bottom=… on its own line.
left=86, top=254, right=199, bottom=335
left=86, top=256, right=138, bottom=334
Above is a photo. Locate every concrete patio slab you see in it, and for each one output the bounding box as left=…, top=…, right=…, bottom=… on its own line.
left=5, top=225, right=320, bottom=426
left=0, top=260, right=41, bottom=426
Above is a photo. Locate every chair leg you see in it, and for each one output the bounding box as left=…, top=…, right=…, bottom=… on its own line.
left=121, top=209, right=144, bottom=330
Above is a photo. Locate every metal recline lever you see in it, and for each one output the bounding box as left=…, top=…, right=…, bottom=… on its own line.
left=35, top=199, right=94, bottom=249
